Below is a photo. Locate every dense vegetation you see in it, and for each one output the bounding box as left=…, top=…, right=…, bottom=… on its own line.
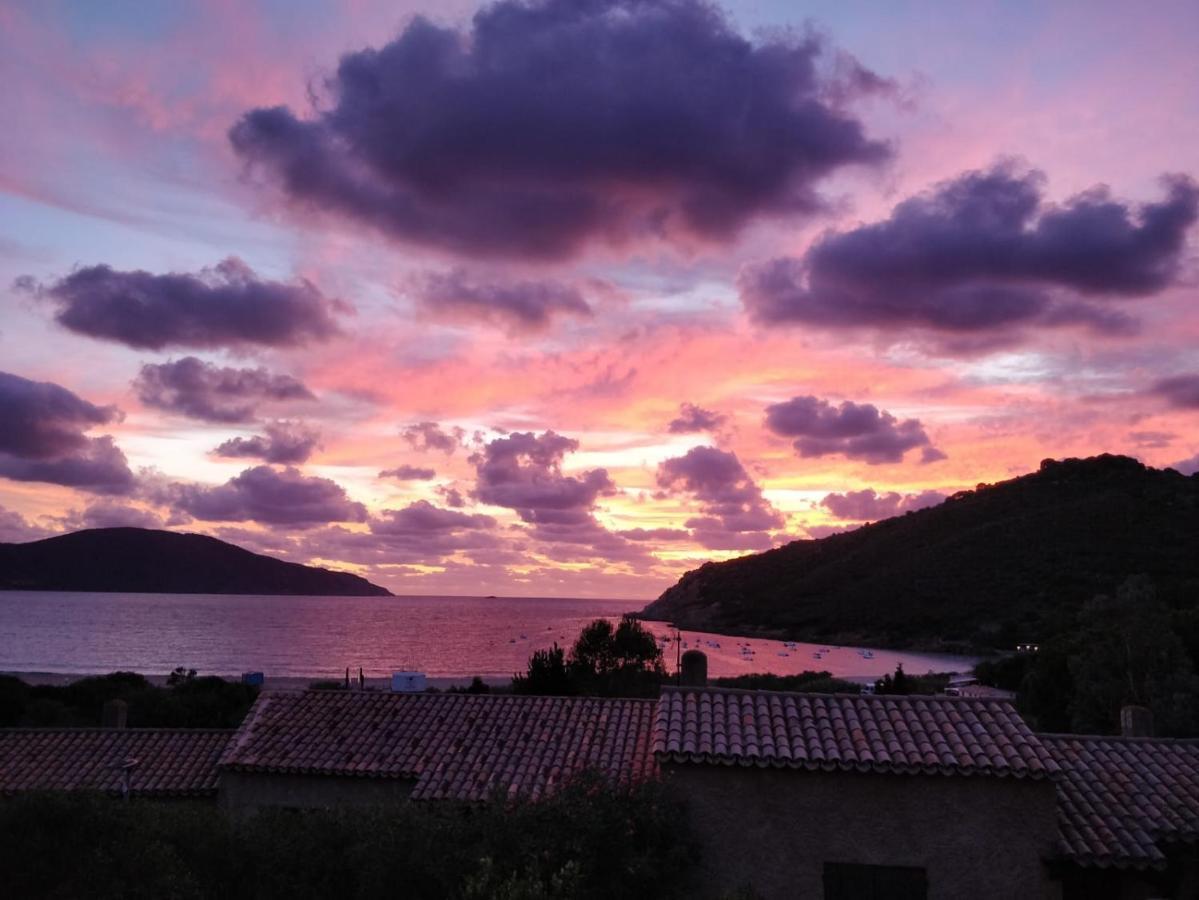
left=0, top=669, right=258, bottom=728
left=513, top=616, right=666, bottom=697
left=976, top=576, right=1199, bottom=736
left=0, top=527, right=390, bottom=595
left=0, top=777, right=697, bottom=900
left=644, top=455, right=1199, bottom=652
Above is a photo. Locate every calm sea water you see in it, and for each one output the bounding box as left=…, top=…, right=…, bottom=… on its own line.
left=0, top=592, right=976, bottom=680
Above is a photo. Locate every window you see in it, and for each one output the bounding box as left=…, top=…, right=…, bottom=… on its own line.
left=823, top=863, right=927, bottom=900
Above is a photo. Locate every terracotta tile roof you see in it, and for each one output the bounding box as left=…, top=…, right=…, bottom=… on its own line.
left=654, top=688, right=1060, bottom=779
left=220, top=691, right=659, bottom=801
left=1041, top=734, right=1199, bottom=869
left=0, top=728, right=231, bottom=796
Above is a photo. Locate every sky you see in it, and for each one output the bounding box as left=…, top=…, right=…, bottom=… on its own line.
left=1, top=0, right=1197, bottom=599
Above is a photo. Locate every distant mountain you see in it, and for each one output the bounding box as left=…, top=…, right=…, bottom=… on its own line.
left=642, top=455, right=1199, bottom=651
left=0, top=527, right=392, bottom=596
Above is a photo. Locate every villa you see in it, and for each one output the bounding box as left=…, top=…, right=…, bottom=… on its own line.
left=2, top=670, right=1196, bottom=899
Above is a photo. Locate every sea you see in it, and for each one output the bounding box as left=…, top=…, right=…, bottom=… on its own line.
left=0, top=592, right=977, bottom=682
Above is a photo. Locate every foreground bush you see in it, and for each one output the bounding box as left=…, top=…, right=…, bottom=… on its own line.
left=0, top=775, right=697, bottom=900
left=0, top=670, right=258, bottom=728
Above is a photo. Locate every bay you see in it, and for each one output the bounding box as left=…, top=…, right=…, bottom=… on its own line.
left=0, top=591, right=976, bottom=681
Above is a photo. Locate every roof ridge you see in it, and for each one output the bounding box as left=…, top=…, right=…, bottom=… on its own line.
left=258, top=689, right=658, bottom=704
left=0, top=727, right=235, bottom=734
left=1038, top=732, right=1199, bottom=745
left=659, top=685, right=1014, bottom=704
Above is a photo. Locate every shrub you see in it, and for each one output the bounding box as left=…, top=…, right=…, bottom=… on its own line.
left=0, top=778, right=698, bottom=900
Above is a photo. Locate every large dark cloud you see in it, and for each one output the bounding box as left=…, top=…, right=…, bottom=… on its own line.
left=229, top=0, right=890, bottom=260
left=467, top=430, right=655, bottom=565
left=214, top=421, right=321, bottom=464
left=169, top=466, right=367, bottom=528
left=667, top=402, right=727, bottom=434
left=657, top=445, right=783, bottom=549
left=410, top=269, right=592, bottom=331
left=28, top=257, right=341, bottom=350
left=0, top=371, right=135, bottom=494
left=472, top=431, right=613, bottom=527
left=742, top=166, right=1198, bottom=337
left=820, top=488, right=945, bottom=521
left=1172, top=453, right=1199, bottom=476
left=764, top=395, right=942, bottom=464
left=134, top=357, right=314, bottom=424
left=1151, top=374, right=1199, bottom=409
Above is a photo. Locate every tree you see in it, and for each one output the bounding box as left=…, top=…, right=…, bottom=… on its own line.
left=874, top=664, right=910, bottom=695
left=513, top=617, right=666, bottom=697
left=512, top=644, right=574, bottom=696
left=569, top=617, right=665, bottom=697
left=1019, top=576, right=1198, bottom=736
left=1065, top=576, right=1197, bottom=736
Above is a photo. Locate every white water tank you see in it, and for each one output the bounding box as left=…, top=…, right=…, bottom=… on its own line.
left=391, top=671, right=427, bottom=693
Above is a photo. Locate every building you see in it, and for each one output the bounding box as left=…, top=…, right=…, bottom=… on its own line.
left=1045, top=733, right=1199, bottom=899
left=217, top=690, right=658, bottom=810
left=3, top=682, right=1197, bottom=899
left=655, top=687, right=1062, bottom=900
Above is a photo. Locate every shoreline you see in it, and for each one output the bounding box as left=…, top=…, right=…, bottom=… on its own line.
left=2, top=670, right=512, bottom=691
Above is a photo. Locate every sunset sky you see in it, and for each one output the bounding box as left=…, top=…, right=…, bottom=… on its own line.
left=1, top=0, right=1197, bottom=598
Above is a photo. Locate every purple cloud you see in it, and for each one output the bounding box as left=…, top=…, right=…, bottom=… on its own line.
left=229, top=0, right=890, bottom=260
left=169, top=466, right=367, bottom=528
left=134, top=357, right=314, bottom=424
left=1151, top=374, right=1199, bottom=409
left=820, top=488, right=946, bottom=521
left=0, top=505, right=53, bottom=543
left=65, top=500, right=164, bottom=530
left=667, top=402, right=727, bottom=434
left=371, top=501, right=496, bottom=538
left=764, top=395, right=941, bottom=464
left=436, top=485, right=467, bottom=508
left=214, top=421, right=321, bottom=464
left=379, top=464, right=437, bottom=481
left=0, top=371, right=134, bottom=494
left=657, top=445, right=783, bottom=549
left=1171, top=453, right=1199, bottom=476
left=471, top=431, right=613, bottom=527
left=410, top=269, right=592, bottom=331
left=29, top=257, right=341, bottom=350
left=401, top=421, right=465, bottom=454
left=741, top=166, right=1198, bottom=337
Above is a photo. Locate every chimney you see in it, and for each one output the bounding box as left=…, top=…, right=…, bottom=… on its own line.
left=102, top=699, right=128, bottom=729
left=1120, top=705, right=1154, bottom=738
left=680, top=650, right=708, bottom=687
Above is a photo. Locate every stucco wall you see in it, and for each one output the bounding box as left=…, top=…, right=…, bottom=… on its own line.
left=664, top=764, right=1061, bottom=900
left=219, top=771, right=413, bottom=814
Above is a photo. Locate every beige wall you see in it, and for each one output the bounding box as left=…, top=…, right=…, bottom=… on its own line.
left=664, top=764, right=1061, bottom=900
left=219, top=771, right=413, bottom=814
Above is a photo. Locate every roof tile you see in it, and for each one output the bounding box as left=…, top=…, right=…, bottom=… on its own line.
left=0, top=728, right=231, bottom=796
left=654, top=688, right=1060, bottom=779
left=1041, top=734, right=1199, bottom=869
left=220, top=691, right=659, bottom=801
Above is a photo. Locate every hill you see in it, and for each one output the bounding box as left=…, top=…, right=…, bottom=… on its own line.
left=642, top=455, right=1199, bottom=651
left=0, top=527, right=392, bottom=596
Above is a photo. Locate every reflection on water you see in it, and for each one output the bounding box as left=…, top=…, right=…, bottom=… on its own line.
left=0, top=592, right=975, bottom=679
